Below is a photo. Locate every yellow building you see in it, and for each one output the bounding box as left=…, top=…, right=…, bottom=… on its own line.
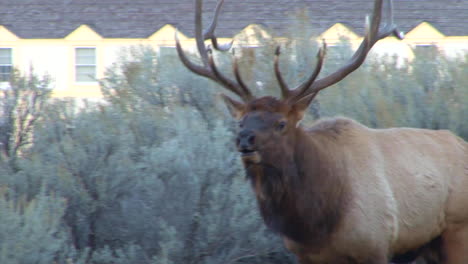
left=0, top=0, right=466, bottom=99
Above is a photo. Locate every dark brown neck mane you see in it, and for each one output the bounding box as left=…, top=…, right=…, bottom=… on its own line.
left=245, top=125, right=350, bottom=246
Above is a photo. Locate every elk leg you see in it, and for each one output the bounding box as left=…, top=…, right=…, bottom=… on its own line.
left=441, top=225, right=468, bottom=264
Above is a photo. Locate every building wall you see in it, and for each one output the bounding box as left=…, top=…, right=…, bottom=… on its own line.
left=0, top=22, right=466, bottom=99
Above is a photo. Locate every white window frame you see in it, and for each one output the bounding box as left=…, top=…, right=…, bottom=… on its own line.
left=75, top=47, right=97, bottom=84
left=0, top=48, right=13, bottom=83
left=414, top=43, right=438, bottom=51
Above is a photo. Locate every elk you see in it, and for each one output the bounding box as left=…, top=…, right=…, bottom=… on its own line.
left=175, top=0, right=468, bottom=263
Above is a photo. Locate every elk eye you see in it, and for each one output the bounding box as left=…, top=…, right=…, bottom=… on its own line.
left=276, top=120, right=287, bottom=131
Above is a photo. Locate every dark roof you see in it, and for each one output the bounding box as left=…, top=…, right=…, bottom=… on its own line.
left=0, top=0, right=466, bottom=39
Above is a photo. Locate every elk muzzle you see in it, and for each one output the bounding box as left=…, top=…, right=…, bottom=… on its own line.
left=237, top=129, right=262, bottom=164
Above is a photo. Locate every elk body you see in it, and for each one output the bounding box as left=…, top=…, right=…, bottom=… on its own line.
left=175, top=0, right=468, bottom=263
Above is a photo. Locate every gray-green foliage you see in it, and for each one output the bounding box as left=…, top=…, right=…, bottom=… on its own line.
left=0, top=26, right=466, bottom=264
left=99, top=47, right=286, bottom=262
left=0, top=189, right=79, bottom=264
left=0, top=48, right=287, bottom=263
left=316, top=48, right=468, bottom=139
left=0, top=68, right=51, bottom=171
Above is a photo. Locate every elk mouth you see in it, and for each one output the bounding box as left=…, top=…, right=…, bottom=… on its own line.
left=240, top=150, right=262, bottom=164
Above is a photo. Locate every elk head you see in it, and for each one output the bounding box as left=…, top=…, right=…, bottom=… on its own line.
left=175, top=0, right=403, bottom=165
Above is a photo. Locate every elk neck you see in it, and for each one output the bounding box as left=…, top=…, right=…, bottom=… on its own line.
left=245, top=123, right=351, bottom=247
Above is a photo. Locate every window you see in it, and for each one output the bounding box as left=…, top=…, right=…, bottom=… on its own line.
left=159, top=46, right=176, bottom=58
left=414, top=44, right=438, bottom=55
left=413, top=44, right=439, bottom=62
left=0, top=48, right=13, bottom=82
left=414, top=44, right=438, bottom=54
left=75, top=48, right=96, bottom=82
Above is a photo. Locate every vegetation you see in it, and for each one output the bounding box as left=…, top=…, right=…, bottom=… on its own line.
left=0, top=32, right=466, bottom=263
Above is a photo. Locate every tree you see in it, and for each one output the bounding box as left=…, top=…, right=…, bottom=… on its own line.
left=0, top=68, right=51, bottom=171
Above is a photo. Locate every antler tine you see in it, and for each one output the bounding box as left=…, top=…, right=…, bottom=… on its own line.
left=194, top=0, right=210, bottom=66
left=204, top=0, right=234, bottom=51
left=232, top=49, right=254, bottom=99
left=290, top=0, right=402, bottom=100
left=380, top=0, right=404, bottom=40
left=274, top=46, right=292, bottom=99
left=207, top=48, right=253, bottom=100
left=288, top=40, right=326, bottom=103
left=175, top=0, right=253, bottom=102
left=203, top=0, right=224, bottom=40
left=175, top=30, right=212, bottom=78
left=174, top=0, right=211, bottom=71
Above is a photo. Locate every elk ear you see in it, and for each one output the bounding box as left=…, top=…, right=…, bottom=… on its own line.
left=221, top=94, right=245, bottom=119
left=291, top=93, right=315, bottom=121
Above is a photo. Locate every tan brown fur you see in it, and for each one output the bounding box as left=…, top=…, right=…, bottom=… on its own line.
left=231, top=96, right=468, bottom=264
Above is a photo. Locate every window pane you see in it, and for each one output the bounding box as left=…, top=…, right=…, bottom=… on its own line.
left=77, top=55, right=95, bottom=65
left=415, top=45, right=438, bottom=54
left=0, top=56, right=11, bottom=64
left=0, top=66, right=12, bottom=82
left=76, top=48, right=95, bottom=57
left=76, top=48, right=96, bottom=65
left=0, top=65, right=11, bottom=74
left=0, top=57, right=11, bottom=65
left=0, top=48, right=12, bottom=64
left=0, top=48, right=11, bottom=57
left=76, top=66, right=96, bottom=82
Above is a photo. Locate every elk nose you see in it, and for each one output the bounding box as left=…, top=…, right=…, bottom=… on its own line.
left=236, top=130, right=256, bottom=152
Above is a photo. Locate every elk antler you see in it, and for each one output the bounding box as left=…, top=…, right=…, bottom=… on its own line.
left=275, top=41, right=327, bottom=103
left=276, top=0, right=403, bottom=103
left=175, top=0, right=253, bottom=102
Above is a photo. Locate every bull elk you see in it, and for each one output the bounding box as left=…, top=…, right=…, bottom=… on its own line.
left=175, top=0, right=468, bottom=263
